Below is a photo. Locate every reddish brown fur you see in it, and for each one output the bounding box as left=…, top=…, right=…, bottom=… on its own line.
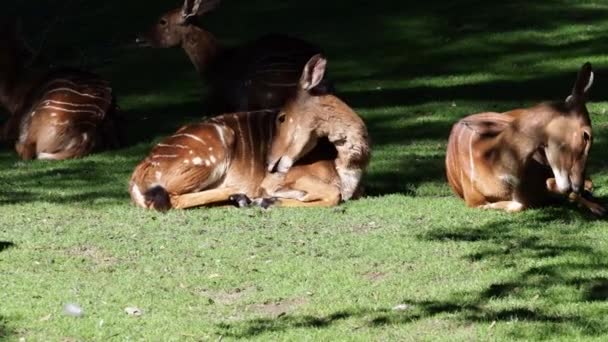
left=129, top=110, right=341, bottom=210
left=267, top=55, right=370, bottom=201
left=0, top=22, right=119, bottom=160
left=136, top=0, right=325, bottom=111
left=445, top=63, right=604, bottom=215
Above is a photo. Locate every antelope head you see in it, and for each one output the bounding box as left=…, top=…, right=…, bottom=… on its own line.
left=267, top=54, right=327, bottom=173
left=543, top=62, right=594, bottom=194
left=135, top=0, right=221, bottom=48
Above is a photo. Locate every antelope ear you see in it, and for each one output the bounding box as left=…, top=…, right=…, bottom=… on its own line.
left=180, top=0, right=221, bottom=24
left=567, top=62, right=593, bottom=104
left=299, top=54, right=327, bottom=91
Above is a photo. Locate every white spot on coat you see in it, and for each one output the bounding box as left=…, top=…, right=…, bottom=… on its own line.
left=192, top=157, right=203, bottom=165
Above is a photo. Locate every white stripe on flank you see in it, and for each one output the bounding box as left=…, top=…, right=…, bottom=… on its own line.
left=246, top=112, right=255, bottom=175
left=43, top=99, right=105, bottom=112
left=44, top=87, right=110, bottom=103
left=40, top=105, right=100, bottom=115
left=234, top=114, right=246, bottom=157
left=468, top=131, right=476, bottom=183
left=213, top=124, right=226, bottom=147
left=151, top=154, right=178, bottom=159
left=171, top=133, right=206, bottom=145
left=157, top=143, right=189, bottom=149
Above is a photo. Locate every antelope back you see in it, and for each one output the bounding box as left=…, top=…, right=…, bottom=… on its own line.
left=214, top=34, right=326, bottom=110
left=130, top=110, right=276, bottom=209
left=445, top=112, right=514, bottom=199
left=15, top=69, right=117, bottom=160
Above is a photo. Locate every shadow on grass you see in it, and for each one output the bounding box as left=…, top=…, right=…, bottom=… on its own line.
left=1, top=0, right=607, bottom=203
left=218, top=210, right=608, bottom=338
left=0, top=316, right=13, bottom=340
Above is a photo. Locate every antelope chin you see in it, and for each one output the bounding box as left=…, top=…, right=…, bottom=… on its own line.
left=135, top=37, right=152, bottom=48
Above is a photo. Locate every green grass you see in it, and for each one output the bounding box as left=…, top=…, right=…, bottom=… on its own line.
left=3, top=0, right=608, bottom=340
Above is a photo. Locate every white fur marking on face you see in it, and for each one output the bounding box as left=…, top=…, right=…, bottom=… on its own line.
left=210, top=156, right=216, bottom=164
left=183, top=159, right=190, bottom=164
left=155, top=171, right=162, bottom=181
left=552, top=168, right=570, bottom=193
left=192, top=157, right=203, bottom=165
left=205, top=159, right=211, bottom=166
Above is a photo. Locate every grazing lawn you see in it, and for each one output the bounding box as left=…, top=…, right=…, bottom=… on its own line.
left=3, top=0, right=608, bottom=340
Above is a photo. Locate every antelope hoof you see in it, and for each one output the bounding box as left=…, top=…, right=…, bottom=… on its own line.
left=253, top=197, right=279, bottom=209
left=586, top=201, right=606, bottom=217
left=229, top=194, right=252, bottom=208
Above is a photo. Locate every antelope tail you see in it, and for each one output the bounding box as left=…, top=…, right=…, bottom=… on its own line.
left=144, top=185, right=172, bottom=212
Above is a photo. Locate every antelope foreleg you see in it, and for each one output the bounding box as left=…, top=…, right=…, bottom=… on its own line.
left=479, top=201, right=525, bottom=213
left=265, top=175, right=341, bottom=208
left=546, top=178, right=606, bottom=216
left=171, top=187, right=240, bottom=209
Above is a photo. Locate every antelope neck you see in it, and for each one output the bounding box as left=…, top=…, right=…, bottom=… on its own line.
left=498, top=109, right=551, bottom=165
left=181, top=25, right=220, bottom=74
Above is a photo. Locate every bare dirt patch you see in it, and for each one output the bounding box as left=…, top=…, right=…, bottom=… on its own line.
left=247, top=297, right=308, bottom=317
left=66, top=245, right=118, bottom=267
left=363, top=271, right=388, bottom=283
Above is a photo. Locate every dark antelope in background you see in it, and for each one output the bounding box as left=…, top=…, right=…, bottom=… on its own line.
left=0, top=20, right=120, bottom=160
left=129, top=55, right=369, bottom=211
left=136, top=0, right=328, bottom=111
left=445, top=63, right=604, bottom=215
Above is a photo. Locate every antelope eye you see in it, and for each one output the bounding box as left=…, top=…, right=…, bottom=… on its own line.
left=159, top=18, right=168, bottom=26
left=278, top=114, right=286, bottom=123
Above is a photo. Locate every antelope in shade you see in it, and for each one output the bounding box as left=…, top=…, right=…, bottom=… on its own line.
left=0, top=20, right=120, bottom=160
left=129, top=55, right=367, bottom=210
left=135, top=0, right=328, bottom=111
left=445, top=62, right=605, bottom=215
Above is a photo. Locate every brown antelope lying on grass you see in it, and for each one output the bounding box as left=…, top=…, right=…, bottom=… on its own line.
left=136, top=0, right=328, bottom=111
left=0, top=21, right=120, bottom=160
left=129, top=55, right=369, bottom=210
left=446, top=63, right=605, bottom=215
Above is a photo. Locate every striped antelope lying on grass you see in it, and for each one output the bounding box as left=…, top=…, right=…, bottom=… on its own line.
left=129, top=55, right=369, bottom=210
left=135, top=0, right=328, bottom=111
left=445, top=62, right=605, bottom=215
left=0, top=20, right=120, bottom=160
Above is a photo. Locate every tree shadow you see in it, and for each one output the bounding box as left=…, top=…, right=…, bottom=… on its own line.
left=2, top=0, right=608, bottom=203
